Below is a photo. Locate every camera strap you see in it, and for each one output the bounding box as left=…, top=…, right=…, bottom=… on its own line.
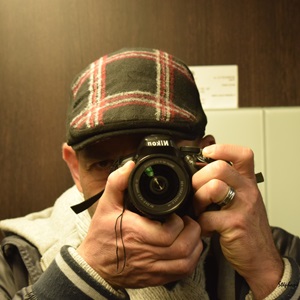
left=71, top=190, right=104, bottom=214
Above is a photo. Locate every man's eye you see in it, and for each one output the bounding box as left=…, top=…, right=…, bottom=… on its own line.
left=94, top=160, right=115, bottom=171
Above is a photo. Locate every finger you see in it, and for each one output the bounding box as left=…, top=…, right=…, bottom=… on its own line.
left=122, top=212, right=185, bottom=247
left=150, top=217, right=203, bottom=281
left=99, top=160, right=135, bottom=211
left=144, top=217, right=203, bottom=261
left=202, top=144, right=255, bottom=179
left=193, top=159, right=242, bottom=190
left=193, top=179, right=229, bottom=214
left=165, top=216, right=202, bottom=258
left=197, top=210, right=229, bottom=237
left=152, top=236, right=203, bottom=282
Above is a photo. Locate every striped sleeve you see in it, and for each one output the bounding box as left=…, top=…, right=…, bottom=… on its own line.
left=32, top=246, right=129, bottom=300
left=245, top=257, right=300, bottom=300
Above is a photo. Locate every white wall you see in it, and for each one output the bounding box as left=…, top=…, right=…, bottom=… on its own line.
left=205, top=107, right=300, bottom=237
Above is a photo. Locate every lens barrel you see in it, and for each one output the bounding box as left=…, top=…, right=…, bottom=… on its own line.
left=127, top=155, right=191, bottom=219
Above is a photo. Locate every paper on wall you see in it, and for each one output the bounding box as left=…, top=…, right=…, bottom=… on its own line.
left=189, top=65, right=238, bottom=109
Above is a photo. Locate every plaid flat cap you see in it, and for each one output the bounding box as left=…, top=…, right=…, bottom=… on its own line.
left=67, top=48, right=207, bottom=150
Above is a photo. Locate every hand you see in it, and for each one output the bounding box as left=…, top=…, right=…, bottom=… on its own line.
left=192, top=144, right=283, bottom=299
left=77, top=161, right=203, bottom=289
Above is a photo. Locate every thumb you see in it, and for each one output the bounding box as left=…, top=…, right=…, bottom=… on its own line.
left=100, top=160, right=135, bottom=210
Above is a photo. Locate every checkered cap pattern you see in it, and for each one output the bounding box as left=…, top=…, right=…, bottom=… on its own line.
left=67, top=48, right=207, bottom=150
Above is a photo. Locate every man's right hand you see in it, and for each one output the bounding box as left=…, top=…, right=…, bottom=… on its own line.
left=77, top=161, right=203, bottom=289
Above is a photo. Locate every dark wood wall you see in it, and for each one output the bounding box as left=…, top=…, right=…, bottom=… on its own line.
left=0, top=0, right=299, bottom=221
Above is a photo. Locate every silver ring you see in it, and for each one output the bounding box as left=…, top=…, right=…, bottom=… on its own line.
left=217, top=187, right=235, bottom=208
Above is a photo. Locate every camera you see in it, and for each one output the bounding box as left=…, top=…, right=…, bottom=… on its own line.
left=117, top=134, right=214, bottom=220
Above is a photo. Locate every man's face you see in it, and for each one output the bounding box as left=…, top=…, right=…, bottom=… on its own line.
left=76, top=134, right=145, bottom=201
left=73, top=134, right=202, bottom=214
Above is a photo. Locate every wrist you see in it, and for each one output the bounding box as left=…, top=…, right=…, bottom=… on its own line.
left=246, top=257, right=300, bottom=300
left=70, top=247, right=128, bottom=298
left=245, top=255, right=284, bottom=299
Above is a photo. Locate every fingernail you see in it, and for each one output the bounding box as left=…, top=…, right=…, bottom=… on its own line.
left=120, top=160, right=134, bottom=174
left=202, top=145, right=214, bottom=156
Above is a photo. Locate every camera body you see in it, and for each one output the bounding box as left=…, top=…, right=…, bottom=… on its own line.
left=118, top=134, right=213, bottom=220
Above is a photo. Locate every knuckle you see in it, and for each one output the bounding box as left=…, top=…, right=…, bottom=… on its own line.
left=225, top=215, right=248, bottom=242
left=208, top=179, right=226, bottom=199
left=161, top=231, right=176, bottom=246
left=177, top=243, right=192, bottom=258
left=209, top=178, right=221, bottom=190
left=175, top=230, right=202, bottom=259
left=211, top=159, right=229, bottom=175
left=177, top=258, right=197, bottom=276
left=231, top=213, right=247, bottom=229
left=170, top=239, right=188, bottom=259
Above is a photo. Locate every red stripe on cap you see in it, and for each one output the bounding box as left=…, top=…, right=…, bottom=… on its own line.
left=70, top=91, right=197, bottom=130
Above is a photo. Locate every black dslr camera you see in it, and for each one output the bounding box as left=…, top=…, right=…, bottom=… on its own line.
left=118, top=135, right=214, bottom=220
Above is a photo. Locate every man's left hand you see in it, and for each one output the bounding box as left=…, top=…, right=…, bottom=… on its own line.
left=192, top=144, right=283, bottom=299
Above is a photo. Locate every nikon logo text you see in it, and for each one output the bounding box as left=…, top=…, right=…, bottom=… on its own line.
left=147, top=140, right=169, bottom=146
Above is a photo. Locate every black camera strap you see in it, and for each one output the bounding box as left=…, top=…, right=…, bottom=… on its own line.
left=71, top=190, right=104, bottom=214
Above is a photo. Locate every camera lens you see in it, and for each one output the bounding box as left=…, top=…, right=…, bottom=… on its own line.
left=139, top=164, right=179, bottom=205
left=128, top=156, right=191, bottom=218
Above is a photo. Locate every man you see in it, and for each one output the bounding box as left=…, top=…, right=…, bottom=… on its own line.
left=0, top=48, right=299, bottom=299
